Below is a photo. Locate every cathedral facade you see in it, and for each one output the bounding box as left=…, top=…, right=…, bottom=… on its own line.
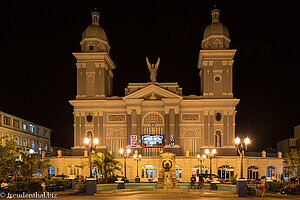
left=70, top=8, right=238, bottom=157
left=49, top=8, right=283, bottom=183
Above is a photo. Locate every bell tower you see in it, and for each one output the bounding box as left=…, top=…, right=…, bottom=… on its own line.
left=73, top=9, right=115, bottom=99
left=198, top=7, right=236, bottom=98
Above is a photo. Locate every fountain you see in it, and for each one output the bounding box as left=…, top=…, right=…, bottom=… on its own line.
left=157, top=152, right=178, bottom=189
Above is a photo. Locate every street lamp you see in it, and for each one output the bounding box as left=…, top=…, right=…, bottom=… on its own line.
left=120, top=148, right=131, bottom=182
left=235, top=137, right=251, bottom=179
left=196, top=154, right=206, bottom=175
left=205, top=149, right=217, bottom=180
left=133, top=154, right=142, bottom=183
left=84, top=131, right=98, bottom=178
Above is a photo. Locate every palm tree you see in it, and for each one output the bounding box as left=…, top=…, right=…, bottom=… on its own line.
left=92, top=152, right=122, bottom=183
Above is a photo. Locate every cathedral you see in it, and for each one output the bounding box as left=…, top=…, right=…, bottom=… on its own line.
left=49, top=7, right=283, bottom=183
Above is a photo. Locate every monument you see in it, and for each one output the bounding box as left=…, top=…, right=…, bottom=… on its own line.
left=157, top=152, right=178, bottom=189
left=146, top=57, right=160, bottom=82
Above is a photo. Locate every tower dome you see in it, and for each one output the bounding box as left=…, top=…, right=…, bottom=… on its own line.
left=201, top=7, right=230, bottom=50
left=80, top=10, right=110, bottom=53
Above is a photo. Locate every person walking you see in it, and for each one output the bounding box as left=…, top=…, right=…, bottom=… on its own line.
left=190, top=174, right=196, bottom=189
left=260, top=176, right=267, bottom=199
left=197, top=175, right=204, bottom=189
left=41, top=178, right=47, bottom=193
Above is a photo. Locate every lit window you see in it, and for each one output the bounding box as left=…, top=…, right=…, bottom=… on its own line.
left=15, top=138, right=19, bottom=146
left=29, top=124, right=34, bottom=133
left=44, top=144, right=48, bottom=151
left=37, top=129, right=40, bottom=135
left=23, top=123, right=27, bottom=131
left=23, top=139, right=27, bottom=147
left=38, top=142, right=41, bottom=151
left=31, top=141, right=35, bottom=149
left=45, top=131, right=48, bottom=137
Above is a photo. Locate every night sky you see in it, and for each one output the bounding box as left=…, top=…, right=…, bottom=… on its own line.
left=0, top=0, right=298, bottom=151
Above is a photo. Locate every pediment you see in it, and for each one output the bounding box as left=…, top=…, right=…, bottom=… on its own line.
left=123, top=84, right=183, bottom=100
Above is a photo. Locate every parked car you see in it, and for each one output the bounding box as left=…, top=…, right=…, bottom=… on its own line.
left=51, top=174, right=69, bottom=180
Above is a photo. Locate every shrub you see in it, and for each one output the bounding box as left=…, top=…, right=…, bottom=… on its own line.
left=229, top=174, right=238, bottom=185
left=247, top=187, right=256, bottom=196
left=26, top=181, right=41, bottom=193
left=269, top=182, right=286, bottom=192
left=77, top=182, right=86, bottom=193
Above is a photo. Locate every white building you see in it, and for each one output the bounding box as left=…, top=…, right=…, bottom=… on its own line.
left=0, top=111, right=51, bottom=154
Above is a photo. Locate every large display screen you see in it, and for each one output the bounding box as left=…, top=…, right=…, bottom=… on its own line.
left=142, top=135, right=164, bottom=147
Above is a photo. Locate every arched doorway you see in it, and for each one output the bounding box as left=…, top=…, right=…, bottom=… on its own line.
left=218, top=165, right=234, bottom=180
left=267, top=166, right=276, bottom=180
left=192, top=165, right=208, bottom=175
left=175, top=165, right=183, bottom=182
left=67, top=165, right=83, bottom=177
left=247, top=166, right=259, bottom=181
left=180, top=129, right=200, bottom=156
left=141, top=165, right=158, bottom=182
left=106, top=129, right=126, bottom=155
left=142, top=112, right=164, bottom=156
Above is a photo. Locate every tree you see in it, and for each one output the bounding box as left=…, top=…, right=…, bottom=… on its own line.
left=19, top=153, right=49, bottom=180
left=283, top=149, right=300, bottom=178
left=92, top=152, right=122, bottom=183
left=0, top=136, right=18, bottom=180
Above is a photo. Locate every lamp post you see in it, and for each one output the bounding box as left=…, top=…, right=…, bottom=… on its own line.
left=120, top=148, right=131, bottom=182
left=205, top=149, right=216, bottom=180
left=133, top=154, right=142, bottom=183
left=234, top=137, right=250, bottom=179
left=235, top=136, right=251, bottom=197
left=196, top=154, right=206, bottom=175
left=84, top=131, right=99, bottom=178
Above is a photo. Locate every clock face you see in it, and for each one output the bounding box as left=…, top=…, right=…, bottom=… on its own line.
left=215, top=112, right=222, bottom=122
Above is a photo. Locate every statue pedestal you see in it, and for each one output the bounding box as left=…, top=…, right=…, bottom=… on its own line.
left=157, top=152, right=178, bottom=189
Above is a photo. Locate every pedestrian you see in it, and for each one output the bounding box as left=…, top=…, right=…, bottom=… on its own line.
left=260, top=176, right=267, bottom=199
left=41, top=178, right=47, bottom=193
left=190, top=174, right=196, bottom=189
left=197, top=175, right=204, bottom=189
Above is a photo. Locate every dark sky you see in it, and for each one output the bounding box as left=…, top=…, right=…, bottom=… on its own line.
left=0, top=0, right=298, bottom=151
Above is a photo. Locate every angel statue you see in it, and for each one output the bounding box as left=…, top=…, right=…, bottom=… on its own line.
left=146, top=57, right=160, bottom=82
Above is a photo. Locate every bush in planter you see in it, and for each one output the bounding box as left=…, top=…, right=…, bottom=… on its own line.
left=26, top=181, right=41, bottom=193
left=76, top=182, right=86, bottom=193
left=269, top=182, right=286, bottom=192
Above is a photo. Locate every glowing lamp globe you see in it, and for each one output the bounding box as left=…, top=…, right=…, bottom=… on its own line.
left=205, top=149, right=209, bottom=154
left=244, top=137, right=250, bottom=145
left=84, top=137, right=90, bottom=145
left=119, top=148, right=124, bottom=154
left=93, top=138, right=99, bottom=145
left=212, top=149, right=217, bottom=154
left=235, top=137, right=241, bottom=144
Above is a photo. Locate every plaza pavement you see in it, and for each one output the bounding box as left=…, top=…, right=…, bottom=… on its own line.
left=22, top=189, right=300, bottom=200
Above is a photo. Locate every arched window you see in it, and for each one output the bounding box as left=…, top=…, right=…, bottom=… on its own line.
left=218, top=165, right=234, bottom=179
left=49, top=165, right=55, bottom=175
left=106, top=129, right=126, bottom=155
left=142, top=112, right=164, bottom=135
left=23, top=139, right=27, bottom=147
left=31, top=140, right=35, bottom=149
left=175, top=165, right=183, bottom=179
left=141, top=165, right=157, bottom=180
left=247, top=166, right=259, bottom=181
left=192, top=165, right=208, bottom=176
left=38, top=142, right=42, bottom=151
left=180, top=129, right=200, bottom=156
left=142, top=112, right=164, bottom=156
left=267, top=166, right=276, bottom=179
left=67, top=165, right=83, bottom=176
left=14, top=137, right=19, bottom=146
left=215, top=130, right=222, bottom=147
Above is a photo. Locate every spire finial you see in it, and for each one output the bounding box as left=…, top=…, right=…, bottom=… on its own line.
left=91, top=8, right=100, bottom=26
left=211, top=6, right=220, bottom=23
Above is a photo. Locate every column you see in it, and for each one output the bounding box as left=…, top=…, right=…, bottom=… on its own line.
left=136, top=109, right=142, bottom=146
left=164, top=113, right=170, bottom=144
left=174, top=108, right=180, bottom=145
left=127, top=109, right=132, bottom=146
left=99, top=112, right=104, bottom=146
